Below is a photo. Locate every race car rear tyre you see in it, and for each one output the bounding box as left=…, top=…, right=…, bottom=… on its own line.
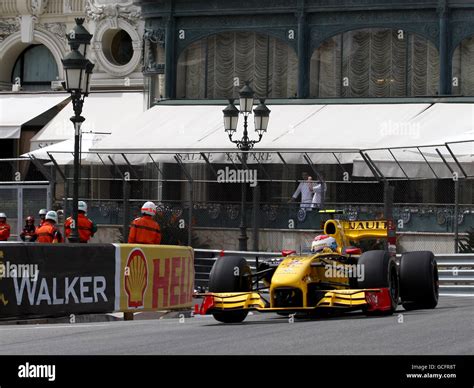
left=357, top=250, right=399, bottom=315
left=208, top=256, right=252, bottom=323
left=399, top=251, right=438, bottom=311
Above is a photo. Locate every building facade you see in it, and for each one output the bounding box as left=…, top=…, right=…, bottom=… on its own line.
left=137, top=0, right=474, bottom=102
left=0, top=0, right=145, bottom=91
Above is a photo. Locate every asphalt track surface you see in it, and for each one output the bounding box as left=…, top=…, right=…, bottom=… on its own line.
left=0, top=296, right=472, bottom=355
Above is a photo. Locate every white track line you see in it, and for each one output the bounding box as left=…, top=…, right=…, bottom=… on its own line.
left=0, top=323, right=112, bottom=331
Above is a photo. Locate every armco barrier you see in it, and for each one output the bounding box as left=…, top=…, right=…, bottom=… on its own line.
left=194, top=249, right=280, bottom=289
left=0, top=243, right=193, bottom=320
left=436, top=254, right=474, bottom=297
left=194, top=249, right=474, bottom=297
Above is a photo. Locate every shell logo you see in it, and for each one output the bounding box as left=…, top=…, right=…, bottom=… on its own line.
left=124, top=248, right=148, bottom=308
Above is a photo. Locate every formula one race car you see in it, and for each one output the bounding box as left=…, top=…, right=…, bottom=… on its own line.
left=197, top=219, right=439, bottom=323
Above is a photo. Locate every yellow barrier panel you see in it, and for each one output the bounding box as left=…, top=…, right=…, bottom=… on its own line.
left=114, top=244, right=194, bottom=312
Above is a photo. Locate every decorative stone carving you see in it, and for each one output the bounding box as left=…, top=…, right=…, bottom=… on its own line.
left=31, top=0, right=49, bottom=16
left=85, top=0, right=141, bottom=23
left=63, top=0, right=72, bottom=14
left=0, top=18, right=20, bottom=42
left=91, top=17, right=143, bottom=77
left=437, top=0, right=448, bottom=17
left=451, top=21, right=474, bottom=50
left=40, top=22, right=67, bottom=44
left=20, top=14, right=38, bottom=43
left=143, top=28, right=165, bottom=75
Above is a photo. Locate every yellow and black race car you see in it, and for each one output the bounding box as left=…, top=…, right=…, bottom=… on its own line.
left=197, top=218, right=439, bottom=323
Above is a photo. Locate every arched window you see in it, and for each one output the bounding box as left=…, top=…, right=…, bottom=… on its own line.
left=11, top=45, right=59, bottom=91
left=310, top=29, right=439, bottom=98
left=452, top=36, right=474, bottom=95
left=177, top=32, right=298, bottom=99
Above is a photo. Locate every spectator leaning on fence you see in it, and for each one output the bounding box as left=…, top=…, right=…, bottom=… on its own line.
left=0, top=213, right=10, bottom=241
left=64, top=201, right=97, bottom=243
left=290, top=172, right=314, bottom=210
left=128, top=201, right=162, bottom=245
left=36, top=211, right=63, bottom=243
left=311, top=175, right=327, bottom=210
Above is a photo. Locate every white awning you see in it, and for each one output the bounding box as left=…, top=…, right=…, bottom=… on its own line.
left=88, top=102, right=474, bottom=178
left=0, top=93, right=68, bottom=139
left=352, top=146, right=474, bottom=178
left=29, top=92, right=144, bottom=151
left=92, top=103, right=437, bottom=154
left=24, top=132, right=108, bottom=164
left=91, top=103, right=433, bottom=154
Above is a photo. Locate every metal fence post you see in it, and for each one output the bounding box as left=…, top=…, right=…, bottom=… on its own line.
left=64, top=178, right=69, bottom=220
left=383, top=181, right=394, bottom=221
left=188, top=180, right=193, bottom=246
left=454, top=178, right=460, bottom=253
left=252, top=184, right=260, bottom=251
left=123, top=178, right=130, bottom=243
left=383, top=180, right=394, bottom=251
left=17, top=187, right=23, bottom=241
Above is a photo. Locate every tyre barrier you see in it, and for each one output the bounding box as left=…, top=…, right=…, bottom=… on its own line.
left=194, top=250, right=474, bottom=297
left=0, top=243, right=194, bottom=320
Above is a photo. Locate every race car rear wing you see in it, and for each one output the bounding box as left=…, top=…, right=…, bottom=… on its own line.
left=323, top=219, right=395, bottom=249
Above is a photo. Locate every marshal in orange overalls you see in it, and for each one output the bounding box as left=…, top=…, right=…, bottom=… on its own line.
left=36, top=221, right=63, bottom=243
left=128, top=215, right=161, bottom=245
left=65, top=213, right=97, bottom=243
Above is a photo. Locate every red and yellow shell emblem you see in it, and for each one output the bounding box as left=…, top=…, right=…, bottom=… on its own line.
left=124, top=249, right=148, bottom=308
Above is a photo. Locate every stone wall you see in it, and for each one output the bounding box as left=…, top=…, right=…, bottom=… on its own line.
left=397, top=232, right=464, bottom=254
left=92, top=225, right=461, bottom=254
left=92, top=224, right=122, bottom=244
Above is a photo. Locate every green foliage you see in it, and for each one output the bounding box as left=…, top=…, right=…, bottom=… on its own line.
left=156, top=212, right=209, bottom=248
left=458, top=228, right=474, bottom=253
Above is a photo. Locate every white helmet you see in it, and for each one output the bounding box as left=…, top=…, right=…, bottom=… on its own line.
left=39, top=209, right=48, bottom=216
left=45, top=210, right=58, bottom=224
left=0, top=212, right=6, bottom=219
left=78, top=201, right=87, bottom=213
left=141, top=201, right=157, bottom=216
left=311, top=235, right=337, bottom=253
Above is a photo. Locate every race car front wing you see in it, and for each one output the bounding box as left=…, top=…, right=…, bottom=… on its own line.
left=195, top=288, right=393, bottom=315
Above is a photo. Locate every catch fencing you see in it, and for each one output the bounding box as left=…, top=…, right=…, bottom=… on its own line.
left=0, top=145, right=472, bottom=254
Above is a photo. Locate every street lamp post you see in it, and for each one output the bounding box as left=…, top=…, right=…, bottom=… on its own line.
left=61, top=18, right=94, bottom=243
left=223, top=82, right=270, bottom=251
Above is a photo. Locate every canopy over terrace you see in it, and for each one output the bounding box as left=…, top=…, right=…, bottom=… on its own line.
left=84, top=99, right=474, bottom=179
left=23, top=132, right=108, bottom=164
left=0, top=93, right=69, bottom=139
left=28, top=92, right=143, bottom=152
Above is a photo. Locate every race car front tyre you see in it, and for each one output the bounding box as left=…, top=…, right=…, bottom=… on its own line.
left=357, top=250, right=399, bottom=315
left=399, top=251, right=439, bottom=311
left=211, top=310, right=249, bottom=324
left=208, top=256, right=252, bottom=323
left=208, top=256, right=252, bottom=292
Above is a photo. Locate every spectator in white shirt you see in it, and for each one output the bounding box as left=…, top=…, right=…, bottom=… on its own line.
left=312, top=178, right=327, bottom=210
left=290, top=172, right=314, bottom=210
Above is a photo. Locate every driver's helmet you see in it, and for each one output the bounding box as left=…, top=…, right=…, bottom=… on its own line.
left=311, top=235, right=337, bottom=253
